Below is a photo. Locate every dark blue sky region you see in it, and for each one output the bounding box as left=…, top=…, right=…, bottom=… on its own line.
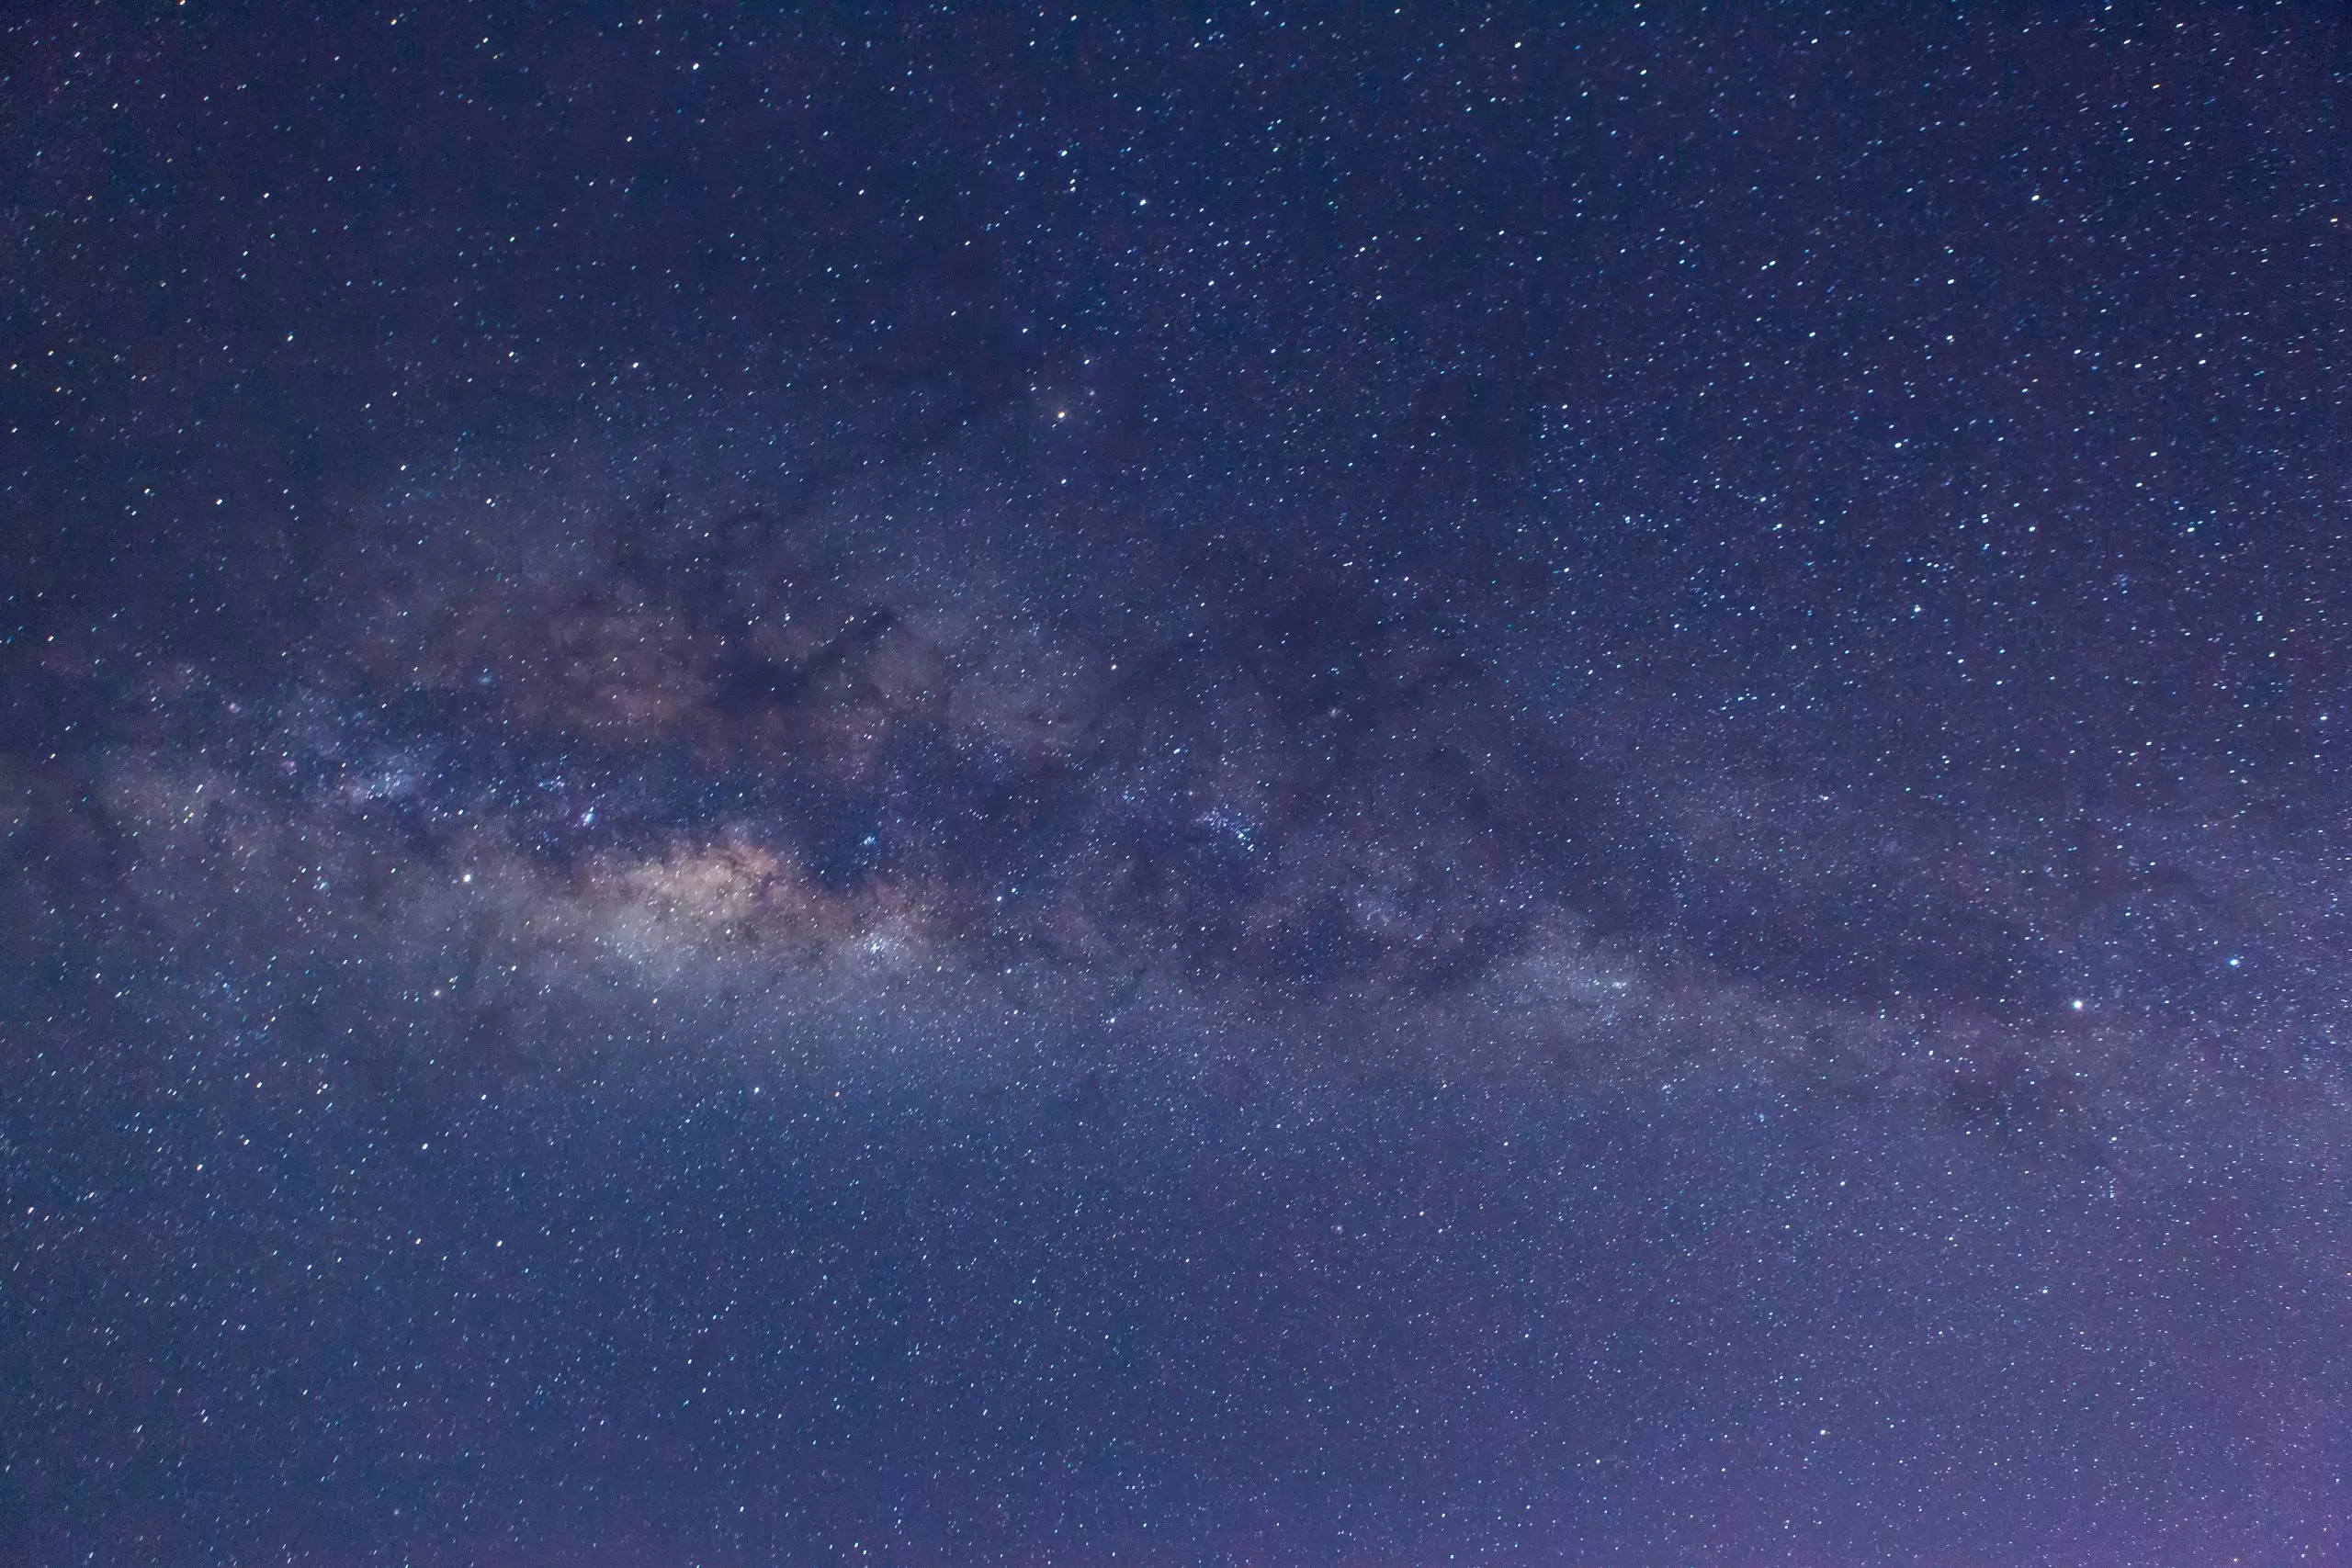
left=4, top=6, right=2349, bottom=1565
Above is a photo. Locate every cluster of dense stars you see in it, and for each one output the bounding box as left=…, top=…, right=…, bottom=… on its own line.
left=5, top=6, right=2349, bottom=1564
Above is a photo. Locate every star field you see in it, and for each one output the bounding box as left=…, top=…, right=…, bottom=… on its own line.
left=4, top=6, right=2350, bottom=1565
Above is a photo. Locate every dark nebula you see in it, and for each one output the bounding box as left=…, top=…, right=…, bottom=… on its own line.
left=5, top=7, right=2349, bottom=1565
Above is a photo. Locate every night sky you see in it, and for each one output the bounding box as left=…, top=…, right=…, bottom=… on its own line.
left=6, top=6, right=2351, bottom=1564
